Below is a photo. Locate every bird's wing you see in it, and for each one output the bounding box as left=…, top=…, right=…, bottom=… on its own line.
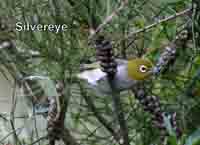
left=80, top=61, right=100, bottom=71
left=78, top=59, right=128, bottom=86
left=115, top=59, right=128, bottom=65
left=80, top=59, right=128, bottom=71
left=77, top=68, right=106, bottom=85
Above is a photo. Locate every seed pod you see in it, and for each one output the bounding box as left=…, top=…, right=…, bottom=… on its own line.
left=132, top=85, right=181, bottom=138
left=47, top=81, right=66, bottom=142
left=95, top=36, right=117, bottom=78
left=47, top=97, right=62, bottom=140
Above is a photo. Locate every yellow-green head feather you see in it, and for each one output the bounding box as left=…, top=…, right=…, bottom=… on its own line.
left=127, top=58, right=153, bottom=80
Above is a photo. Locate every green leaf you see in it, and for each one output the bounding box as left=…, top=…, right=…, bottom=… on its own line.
left=185, top=128, right=200, bottom=145
left=167, top=135, right=178, bottom=145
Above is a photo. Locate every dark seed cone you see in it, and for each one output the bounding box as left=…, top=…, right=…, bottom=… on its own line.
left=47, top=82, right=66, bottom=142
left=154, top=29, right=190, bottom=75
left=132, top=86, right=182, bottom=139
left=47, top=97, right=60, bottom=140
left=95, top=36, right=117, bottom=78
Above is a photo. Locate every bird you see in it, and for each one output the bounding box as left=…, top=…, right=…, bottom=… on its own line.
left=77, top=58, right=154, bottom=94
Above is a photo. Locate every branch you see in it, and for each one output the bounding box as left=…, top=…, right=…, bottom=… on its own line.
left=78, top=81, right=122, bottom=144
left=109, top=80, right=130, bottom=145
left=88, top=0, right=128, bottom=41
left=0, top=126, right=25, bottom=144
left=126, top=8, right=191, bottom=39
left=10, top=79, right=22, bottom=145
left=95, top=38, right=130, bottom=145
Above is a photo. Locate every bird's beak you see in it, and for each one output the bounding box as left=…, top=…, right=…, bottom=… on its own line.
left=148, top=69, right=154, bottom=75
left=147, top=68, right=155, bottom=77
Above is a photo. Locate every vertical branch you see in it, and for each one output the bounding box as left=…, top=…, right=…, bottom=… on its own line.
left=47, top=80, right=79, bottom=145
left=10, top=79, right=22, bottom=145
left=121, top=26, right=127, bottom=59
left=192, top=0, right=200, bottom=53
left=78, top=81, right=121, bottom=144
left=95, top=37, right=130, bottom=145
left=47, top=82, right=64, bottom=145
left=109, top=80, right=130, bottom=145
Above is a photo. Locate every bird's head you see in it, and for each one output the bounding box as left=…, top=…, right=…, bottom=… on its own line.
left=127, top=58, right=153, bottom=80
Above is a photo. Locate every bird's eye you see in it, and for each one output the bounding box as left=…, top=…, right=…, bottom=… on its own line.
left=139, top=65, right=148, bottom=73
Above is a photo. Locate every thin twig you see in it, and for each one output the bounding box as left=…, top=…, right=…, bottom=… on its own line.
left=126, top=8, right=191, bottom=39
left=88, top=0, right=128, bottom=41
left=78, top=81, right=122, bottom=144
left=32, top=103, right=41, bottom=145
left=191, top=1, right=198, bottom=54
left=0, top=126, right=25, bottom=144
left=10, top=79, right=22, bottom=145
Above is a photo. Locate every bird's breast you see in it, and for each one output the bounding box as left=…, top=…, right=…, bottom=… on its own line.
left=112, top=65, right=137, bottom=91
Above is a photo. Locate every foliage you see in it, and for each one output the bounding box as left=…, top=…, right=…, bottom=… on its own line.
left=0, top=0, right=199, bottom=145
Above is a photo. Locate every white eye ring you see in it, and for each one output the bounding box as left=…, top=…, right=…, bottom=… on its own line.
left=139, top=65, right=148, bottom=73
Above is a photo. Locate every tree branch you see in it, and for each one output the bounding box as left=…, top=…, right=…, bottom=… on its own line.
left=89, top=0, right=128, bottom=41
left=78, top=81, right=122, bottom=144
left=109, top=80, right=130, bottom=145
left=126, top=8, right=191, bottom=40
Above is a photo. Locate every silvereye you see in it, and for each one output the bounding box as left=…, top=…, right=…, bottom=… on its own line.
left=78, top=58, right=153, bottom=94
